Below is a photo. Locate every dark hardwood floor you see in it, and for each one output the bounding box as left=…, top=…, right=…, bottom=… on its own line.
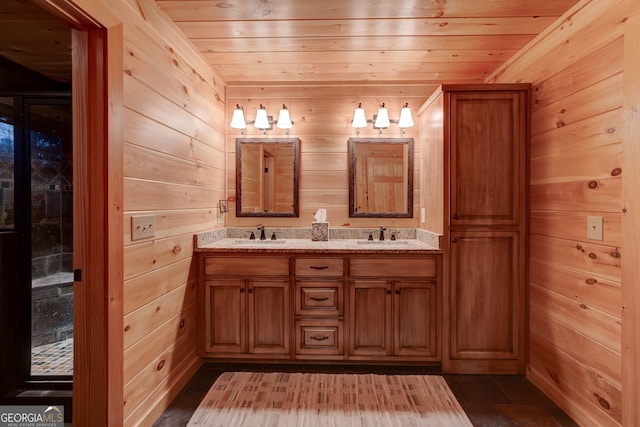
left=153, top=363, right=579, bottom=427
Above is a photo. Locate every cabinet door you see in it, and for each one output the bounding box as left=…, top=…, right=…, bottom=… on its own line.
left=247, top=280, right=290, bottom=355
left=393, top=281, right=438, bottom=357
left=447, top=231, right=524, bottom=372
left=448, top=90, right=527, bottom=227
left=204, top=280, right=246, bottom=354
left=349, top=281, right=392, bottom=356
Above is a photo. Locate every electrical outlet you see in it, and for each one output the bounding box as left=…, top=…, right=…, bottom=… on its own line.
left=421, top=208, right=426, bottom=223
left=587, top=216, right=603, bottom=241
left=132, top=215, right=155, bottom=240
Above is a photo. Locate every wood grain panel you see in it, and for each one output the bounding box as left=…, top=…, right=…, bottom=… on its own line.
left=124, top=305, right=196, bottom=383
left=530, top=109, right=621, bottom=161
left=124, top=233, right=194, bottom=279
left=530, top=142, right=621, bottom=184
left=529, top=234, right=621, bottom=282
left=529, top=259, right=621, bottom=318
left=157, top=0, right=577, bottom=20
left=124, top=178, right=222, bottom=211
left=530, top=211, right=621, bottom=247
left=124, top=143, right=224, bottom=187
left=124, top=258, right=195, bottom=314
left=123, top=281, right=196, bottom=349
left=124, top=109, right=226, bottom=169
left=123, top=29, right=223, bottom=129
left=528, top=333, right=621, bottom=425
left=418, top=90, right=444, bottom=234
left=487, top=0, right=630, bottom=83
left=530, top=283, right=621, bottom=353
left=622, top=9, right=640, bottom=424
left=530, top=176, right=621, bottom=212
left=530, top=73, right=623, bottom=136
left=530, top=307, right=621, bottom=387
left=180, top=17, right=556, bottom=39
left=123, top=341, right=197, bottom=420
left=124, top=75, right=223, bottom=150
left=531, top=37, right=623, bottom=112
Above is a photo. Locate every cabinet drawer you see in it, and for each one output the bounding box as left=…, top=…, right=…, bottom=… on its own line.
left=295, top=320, right=344, bottom=355
left=295, top=282, right=343, bottom=316
left=204, top=257, right=289, bottom=276
left=295, top=258, right=344, bottom=277
left=349, top=257, right=437, bottom=278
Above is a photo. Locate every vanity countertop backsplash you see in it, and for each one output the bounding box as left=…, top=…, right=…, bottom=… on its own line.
left=195, top=227, right=442, bottom=254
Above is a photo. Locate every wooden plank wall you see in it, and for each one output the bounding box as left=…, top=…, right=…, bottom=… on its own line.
left=226, top=85, right=434, bottom=229
left=62, top=0, right=227, bottom=425
left=417, top=89, right=444, bottom=235
left=488, top=0, right=638, bottom=425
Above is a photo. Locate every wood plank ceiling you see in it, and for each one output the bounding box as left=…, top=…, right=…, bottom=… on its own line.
left=1, top=0, right=580, bottom=86
left=155, top=0, right=581, bottom=85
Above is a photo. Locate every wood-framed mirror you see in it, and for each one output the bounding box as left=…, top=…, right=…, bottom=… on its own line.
left=349, top=137, right=414, bottom=218
left=236, top=137, right=300, bottom=217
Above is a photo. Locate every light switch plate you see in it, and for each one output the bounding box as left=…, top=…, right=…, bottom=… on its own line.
left=421, top=208, right=426, bottom=223
left=132, top=215, right=155, bottom=240
left=587, top=216, right=603, bottom=241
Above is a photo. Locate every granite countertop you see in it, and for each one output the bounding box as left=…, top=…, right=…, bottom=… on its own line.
left=195, top=228, right=442, bottom=254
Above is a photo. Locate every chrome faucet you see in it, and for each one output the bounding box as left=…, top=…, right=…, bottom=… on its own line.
left=257, top=226, right=266, bottom=240
left=379, top=226, right=387, bottom=241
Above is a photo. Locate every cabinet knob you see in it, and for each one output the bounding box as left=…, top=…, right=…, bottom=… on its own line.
left=395, top=290, right=400, bottom=295
left=239, top=288, right=245, bottom=293
left=386, top=290, right=392, bottom=295
left=452, top=238, right=458, bottom=243
left=452, top=213, right=458, bottom=219
left=248, top=288, right=254, bottom=294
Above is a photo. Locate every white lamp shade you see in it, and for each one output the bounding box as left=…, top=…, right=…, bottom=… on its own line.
left=276, top=107, right=292, bottom=129
left=374, top=106, right=390, bottom=128
left=229, top=107, right=246, bottom=129
left=253, top=107, right=270, bottom=129
left=398, top=106, right=415, bottom=129
left=351, top=107, right=368, bottom=128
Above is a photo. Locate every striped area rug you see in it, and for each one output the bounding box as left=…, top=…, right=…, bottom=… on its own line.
left=187, top=372, right=473, bottom=426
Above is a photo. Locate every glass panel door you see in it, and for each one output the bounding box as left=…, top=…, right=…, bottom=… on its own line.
left=27, top=99, right=73, bottom=378
left=0, top=97, right=14, bottom=231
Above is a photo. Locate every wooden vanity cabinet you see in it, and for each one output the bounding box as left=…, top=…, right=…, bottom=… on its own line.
left=199, top=252, right=441, bottom=364
left=348, top=256, right=440, bottom=361
left=201, top=256, right=290, bottom=358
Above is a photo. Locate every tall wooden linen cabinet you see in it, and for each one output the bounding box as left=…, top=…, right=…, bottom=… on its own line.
left=420, top=84, right=530, bottom=374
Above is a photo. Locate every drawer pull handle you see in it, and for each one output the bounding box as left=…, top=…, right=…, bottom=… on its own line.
left=310, top=335, right=329, bottom=341
left=309, top=266, right=330, bottom=270
left=310, top=297, right=329, bottom=301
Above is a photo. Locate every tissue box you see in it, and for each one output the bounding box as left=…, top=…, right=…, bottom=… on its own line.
left=311, top=222, right=329, bottom=241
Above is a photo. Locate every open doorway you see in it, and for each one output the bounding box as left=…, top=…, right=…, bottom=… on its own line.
left=0, top=0, right=73, bottom=395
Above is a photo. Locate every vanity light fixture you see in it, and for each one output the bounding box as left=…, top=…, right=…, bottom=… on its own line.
left=351, top=102, right=415, bottom=134
left=230, top=104, right=294, bottom=134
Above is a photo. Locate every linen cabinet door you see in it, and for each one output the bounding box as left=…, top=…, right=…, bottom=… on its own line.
left=348, top=281, right=392, bottom=357
left=204, top=280, right=246, bottom=354
left=393, top=281, right=438, bottom=358
left=446, top=231, right=525, bottom=373
left=247, top=280, right=290, bottom=355
left=448, top=90, right=527, bottom=227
